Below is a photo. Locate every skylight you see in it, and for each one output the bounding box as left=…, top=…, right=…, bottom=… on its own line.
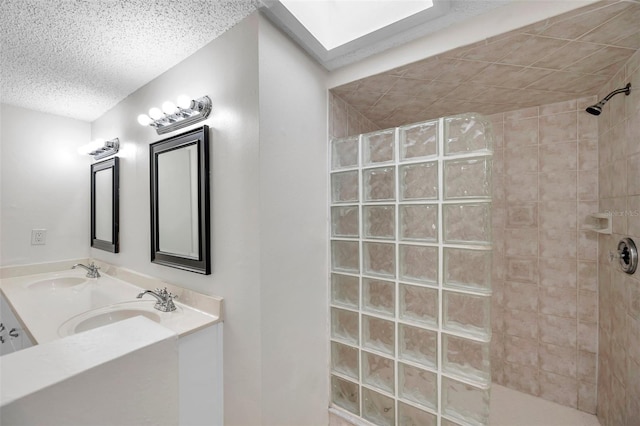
left=280, top=0, right=434, bottom=50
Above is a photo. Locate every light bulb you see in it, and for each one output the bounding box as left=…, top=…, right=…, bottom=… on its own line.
left=137, top=114, right=152, bottom=126
left=162, top=101, right=178, bottom=115
left=176, top=95, right=192, bottom=110
left=149, top=107, right=164, bottom=120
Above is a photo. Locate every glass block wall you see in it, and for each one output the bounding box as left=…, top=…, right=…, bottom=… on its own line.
left=329, top=113, right=494, bottom=426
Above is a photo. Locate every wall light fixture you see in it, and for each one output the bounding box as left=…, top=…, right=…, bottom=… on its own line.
left=137, top=95, right=212, bottom=135
left=78, top=138, right=120, bottom=160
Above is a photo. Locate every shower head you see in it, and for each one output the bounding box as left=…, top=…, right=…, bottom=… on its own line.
left=585, top=103, right=603, bottom=116
left=585, top=83, right=631, bottom=116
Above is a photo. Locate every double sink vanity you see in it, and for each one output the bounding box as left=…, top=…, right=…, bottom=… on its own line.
left=1, top=262, right=220, bottom=345
left=0, top=259, right=224, bottom=426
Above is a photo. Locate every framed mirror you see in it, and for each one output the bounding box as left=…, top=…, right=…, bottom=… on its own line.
left=91, top=157, right=119, bottom=252
left=150, top=126, right=210, bottom=274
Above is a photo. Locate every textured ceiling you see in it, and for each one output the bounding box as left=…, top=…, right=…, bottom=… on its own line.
left=0, top=0, right=258, bottom=122
left=332, top=0, right=640, bottom=130
left=0, top=0, right=511, bottom=123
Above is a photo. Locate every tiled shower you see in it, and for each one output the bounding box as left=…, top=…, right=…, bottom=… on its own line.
left=330, top=114, right=494, bottom=425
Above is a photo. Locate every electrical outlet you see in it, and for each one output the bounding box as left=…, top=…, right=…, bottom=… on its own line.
left=31, top=229, right=46, bottom=245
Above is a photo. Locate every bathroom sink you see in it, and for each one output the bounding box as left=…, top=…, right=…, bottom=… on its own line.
left=58, top=301, right=165, bottom=337
left=27, top=276, right=87, bottom=291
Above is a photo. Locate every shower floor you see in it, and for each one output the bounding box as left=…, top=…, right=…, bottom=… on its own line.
left=490, top=384, right=600, bottom=426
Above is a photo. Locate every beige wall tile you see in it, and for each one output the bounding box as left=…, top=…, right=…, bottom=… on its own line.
left=539, top=284, right=577, bottom=318
left=539, top=314, right=577, bottom=348
left=578, top=261, right=597, bottom=291
left=539, top=342, right=577, bottom=378
left=504, top=281, right=538, bottom=313
left=539, top=112, right=578, bottom=144
left=506, top=257, right=538, bottom=284
left=504, top=116, right=538, bottom=146
left=506, top=203, right=538, bottom=228
left=578, top=381, right=597, bottom=414
left=505, top=146, right=538, bottom=175
left=504, top=308, right=539, bottom=340
left=505, top=335, right=539, bottom=367
left=540, top=171, right=577, bottom=201
left=578, top=350, right=597, bottom=383
left=539, top=228, right=577, bottom=259
left=539, top=200, right=577, bottom=229
left=539, top=370, right=578, bottom=408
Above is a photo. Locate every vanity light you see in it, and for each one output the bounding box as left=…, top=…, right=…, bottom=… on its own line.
left=78, top=138, right=120, bottom=160
left=138, top=95, right=212, bottom=135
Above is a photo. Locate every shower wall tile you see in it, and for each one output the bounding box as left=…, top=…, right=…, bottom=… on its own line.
left=597, top=49, right=640, bottom=426
left=492, top=94, right=599, bottom=413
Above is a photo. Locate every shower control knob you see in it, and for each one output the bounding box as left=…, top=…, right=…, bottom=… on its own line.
left=617, top=237, right=638, bottom=274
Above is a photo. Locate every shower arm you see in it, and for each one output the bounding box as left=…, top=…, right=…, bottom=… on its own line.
left=599, top=83, right=631, bottom=104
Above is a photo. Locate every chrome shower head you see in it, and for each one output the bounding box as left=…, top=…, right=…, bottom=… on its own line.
left=585, top=83, right=631, bottom=116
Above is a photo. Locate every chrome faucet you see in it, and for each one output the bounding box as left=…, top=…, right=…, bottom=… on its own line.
left=137, top=287, right=177, bottom=312
left=72, top=262, right=101, bottom=278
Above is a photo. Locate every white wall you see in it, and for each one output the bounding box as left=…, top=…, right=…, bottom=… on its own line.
left=258, top=15, right=329, bottom=425
left=0, top=105, right=91, bottom=266
left=90, top=14, right=262, bottom=425
left=91, top=12, right=330, bottom=425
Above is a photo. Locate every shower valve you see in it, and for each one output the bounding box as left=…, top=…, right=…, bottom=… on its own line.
left=613, top=237, right=638, bottom=274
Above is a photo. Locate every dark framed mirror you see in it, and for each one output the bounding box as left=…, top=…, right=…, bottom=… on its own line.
left=91, top=157, right=119, bottom=252
left=150, top=126, right=210, bottom=274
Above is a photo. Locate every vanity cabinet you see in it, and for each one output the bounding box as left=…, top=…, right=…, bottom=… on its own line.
left=0, top=293, right=34, bottom=356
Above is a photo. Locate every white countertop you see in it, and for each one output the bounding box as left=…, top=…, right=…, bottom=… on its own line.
left=1, top=268, right=221, bottom=344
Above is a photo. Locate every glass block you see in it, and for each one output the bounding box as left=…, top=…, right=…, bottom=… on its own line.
left=362, top=387, right=395, bottom=426
left=399, top=362, right=438, bottom=410
left=400, top=204, right=438, bottom=242
left=399, top=245, right=437, bottom=284
left=399, top=284, right=438, bottom=327
left=331, top=375, right=360, bottom=415
left=364, top=205, right=395, bottom=240
left=444, top=248, right=492, bottom=293
left=364, top=129, right=395, bottom=165
left=443, top=291, right=491, bottom=340
left=331, top=136, right=359, bottom=170
left=443, top=203, right=491, bottom=245
left=444, top=114, right=493, bottom=156
left=399, top=402, right=437, bottom=426
left=331, top=341, right=359, bottom=380
left=331, top=206, right=359, bottom=238
left=364, top=167, right=395, bottom=201
left=332, top=171, right=359, bottom=203
left=399, top=323, right=437, bottom=368
left=400, top=162, right=438, bottom=201
left=331, top=308, right=359, bottom=345
left=331, top=240, right=359, bottom=273
left=443, top=334, right=490, bottom=383
left=400, top=120, right=438, bottom=161
left=331, top=273, right=359, bottom=309
left=363, top=315, right=395, bottom=355
left=442, top=377, right=490, bottom=425
left=363, top=278, right=395, bottom=317
left=364, top=242, right=396, bottom=278
left=444, top=157, right=492, bottom=199
left=362, top=351, right=395, bottom=393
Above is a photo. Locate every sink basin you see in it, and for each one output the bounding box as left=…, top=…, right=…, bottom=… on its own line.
left=27, top=276, right=87, bottom=291
left=58, top=302, right=165, bottom=337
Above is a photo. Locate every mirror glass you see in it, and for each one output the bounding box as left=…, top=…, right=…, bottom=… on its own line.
left=94, top=168, right=113, bottom=242
left=91, top=157, right=119, bottom=252
left=157, top=145, right=198, bottom=258
left=150, top=126, right=210, bottom=274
